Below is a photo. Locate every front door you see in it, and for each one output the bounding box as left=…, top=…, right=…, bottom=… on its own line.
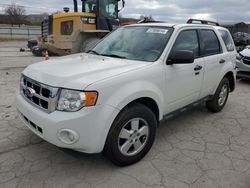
left=164, top=29, right=204, bottom=114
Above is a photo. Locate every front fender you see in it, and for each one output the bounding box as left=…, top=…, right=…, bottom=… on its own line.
left=105, top=80, right=165, bottom=120
left=85, top=79, right=165, bottom=152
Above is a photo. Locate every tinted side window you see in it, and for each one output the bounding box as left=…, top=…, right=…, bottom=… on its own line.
left=171, top=30, right=199, bottom=58
left=200, top=30, right=221, bottom=56
left=219, top=30, right=235, bottom=52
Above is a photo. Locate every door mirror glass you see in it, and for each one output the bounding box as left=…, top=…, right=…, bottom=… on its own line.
left=167, top=50, right=194, bottom=65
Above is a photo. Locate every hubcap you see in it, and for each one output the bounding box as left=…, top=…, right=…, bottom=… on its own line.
left=118, top=118, right=149, bottom=156
left=218, top=84, right=228, bottom=106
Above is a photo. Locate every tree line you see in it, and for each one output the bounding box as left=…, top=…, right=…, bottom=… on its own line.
left=1, top=3, right=155, bottom=26
left=1, top=3, right=47, bottom=26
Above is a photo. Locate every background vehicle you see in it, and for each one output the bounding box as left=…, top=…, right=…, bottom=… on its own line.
left=17, top=20, right=236, bottom=166
left=32, top=0, right=125, bottom=56
left=27, top=39, right=38, bottom=50
left=233, top=32, right=250, bottom=46
left=236, top=46, right=250, bottom=79
left=220, top=22, right=250, bottom=52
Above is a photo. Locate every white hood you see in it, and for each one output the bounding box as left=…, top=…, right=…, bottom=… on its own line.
left=240, top=48, right=250, bottom=57
left=23, top=53, right=150, bottom=90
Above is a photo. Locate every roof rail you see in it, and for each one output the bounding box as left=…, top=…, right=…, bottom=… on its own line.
left=187, top=19, right=220, bottom=26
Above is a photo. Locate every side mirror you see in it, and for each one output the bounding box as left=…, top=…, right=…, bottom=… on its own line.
left=167, top=50, right=194, bottom=65
left=118, top=0, right=125, bottom=12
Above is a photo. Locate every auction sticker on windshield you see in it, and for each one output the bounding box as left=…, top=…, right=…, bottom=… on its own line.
left=146, top=28, right=168, bottom=34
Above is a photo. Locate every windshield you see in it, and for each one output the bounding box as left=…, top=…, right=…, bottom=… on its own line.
left=89, top=26, right=173, bottom=62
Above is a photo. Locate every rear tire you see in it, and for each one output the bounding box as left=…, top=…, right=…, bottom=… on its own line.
left=104, top=103, right=157, bottom=166
left=206, top=77, right=230, bottom=112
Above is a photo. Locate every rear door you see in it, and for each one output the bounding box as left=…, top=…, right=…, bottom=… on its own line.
left=199, top=29, right=226, bottom=98
left=164, top=29, right=205, bottom=114
left=218, top=29, right=237, bottom=64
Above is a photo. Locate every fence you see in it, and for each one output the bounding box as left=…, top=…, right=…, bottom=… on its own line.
left=0, top=27, right=41, bottom=40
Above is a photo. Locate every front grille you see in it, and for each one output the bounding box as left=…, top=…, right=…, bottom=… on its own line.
left=243, top=56, right=250, bottom=65
left=20, top=113, right=43, bottom=135
left=20, top=75, right=60, bottom=113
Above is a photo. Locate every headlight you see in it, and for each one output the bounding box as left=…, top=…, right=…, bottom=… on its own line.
left=236, top=53, right=243, bottom=61
left=57, top=89, right=98, bottom=112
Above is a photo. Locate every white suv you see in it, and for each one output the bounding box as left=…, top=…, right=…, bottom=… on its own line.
left=16, top=22, right=237, bottom=166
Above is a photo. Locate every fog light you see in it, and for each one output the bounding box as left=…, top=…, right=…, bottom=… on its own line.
left=57, top=129, right=79, bottom=145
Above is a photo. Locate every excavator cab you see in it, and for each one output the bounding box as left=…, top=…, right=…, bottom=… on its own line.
left=81, top=0, right=122, bottom=30
left=35, top=0, right=125, bottom=56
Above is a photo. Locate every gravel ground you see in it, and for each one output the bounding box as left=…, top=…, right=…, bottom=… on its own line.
left=1, top=41, right=250, bottom=188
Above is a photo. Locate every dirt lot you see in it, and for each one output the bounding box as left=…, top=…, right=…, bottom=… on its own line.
left=1, top=41, right=250, bottom=188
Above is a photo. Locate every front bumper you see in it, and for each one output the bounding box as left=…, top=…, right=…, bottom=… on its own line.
left=236, top=59, right=250, bottom=79
left=16, top=92, right=120, bottom=153
left=237, top=71, right=250, bottom=79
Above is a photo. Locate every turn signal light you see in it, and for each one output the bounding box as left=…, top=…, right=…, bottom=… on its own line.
left=85, top=92, right=98, bottom=106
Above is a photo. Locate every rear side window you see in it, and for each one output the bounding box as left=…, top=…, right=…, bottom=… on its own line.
left=219, top=30, right=235, bottom=52
left=171, top=30, right=200, bottom=58
left=200, top=30, right=221, bottom=56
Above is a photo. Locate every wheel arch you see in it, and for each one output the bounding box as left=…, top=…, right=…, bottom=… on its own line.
left=223, top=71, right=235, bottom=92
left=110, top=87, right=164, bottom=122
left=102, top=96, right=161, bottom=154
left=122, top=97, right=160, bottom=123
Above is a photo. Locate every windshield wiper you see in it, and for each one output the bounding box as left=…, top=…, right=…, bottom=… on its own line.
left=88, top=50, right=100, bottom=55
left=100, top=53, right=127, bottom=59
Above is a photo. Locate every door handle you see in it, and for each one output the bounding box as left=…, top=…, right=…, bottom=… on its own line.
left=219, top=59, right=226, bottom=64
left=194, top=65, right=203, bottom=71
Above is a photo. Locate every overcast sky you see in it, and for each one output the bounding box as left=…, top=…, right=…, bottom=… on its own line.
left=0, top=0, right=249, bottom=23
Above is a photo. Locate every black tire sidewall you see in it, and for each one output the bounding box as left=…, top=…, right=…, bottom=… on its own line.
left=207, top=77, right=230, bottom=112
left=105, top=103, right=157, bottom=166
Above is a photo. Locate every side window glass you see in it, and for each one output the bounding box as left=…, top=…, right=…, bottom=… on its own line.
left=106, top=2, right=116, bottom=18
left=100, top=0, right=117, bottom=18
left=171, top=30, right=199, bottom=58
left=83, top=0, right=97, bottom=13
left=61, top=21, right=73, bottom=35
left=200, top=30, right=221, bottom=56
left=219, top=30, right=235, bottom=52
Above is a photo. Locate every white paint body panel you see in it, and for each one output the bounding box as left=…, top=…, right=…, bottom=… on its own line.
left=23, top=53, right=150, bottom=90
left=16, top=23, right=236, bottom=153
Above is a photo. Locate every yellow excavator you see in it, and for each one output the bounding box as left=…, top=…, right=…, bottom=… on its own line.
left=31, top=0, right=125, bottom=56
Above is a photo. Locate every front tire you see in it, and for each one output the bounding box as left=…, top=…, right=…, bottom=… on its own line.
left=206, top=77, right=230, bottom=112
left=104, top=103, right=157, bottom=166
